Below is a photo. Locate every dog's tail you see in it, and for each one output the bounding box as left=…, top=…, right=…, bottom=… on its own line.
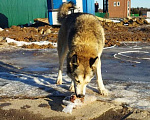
left=57, top=2, right=75, bottom=24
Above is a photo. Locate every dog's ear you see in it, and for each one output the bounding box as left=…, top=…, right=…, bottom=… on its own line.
left=70, top=54, right=79, bottom=66
left=89, top=56, right=98, bottom=68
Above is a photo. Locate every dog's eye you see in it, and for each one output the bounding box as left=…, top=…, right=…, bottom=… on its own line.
left=73, top=63, right=78, bottom=68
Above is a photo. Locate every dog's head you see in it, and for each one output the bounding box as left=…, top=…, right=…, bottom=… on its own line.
left=67, top=54, right=98, bottom=98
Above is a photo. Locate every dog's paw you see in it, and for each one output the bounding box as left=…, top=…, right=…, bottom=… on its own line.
left=56, top=79, right=62, bottom=85
left=69, top=85, right=75, bottom=92
left=99, top=88, right=109, bottom=96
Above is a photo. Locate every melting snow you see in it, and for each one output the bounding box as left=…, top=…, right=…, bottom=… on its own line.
left=6, top=37, right=57, bottom=47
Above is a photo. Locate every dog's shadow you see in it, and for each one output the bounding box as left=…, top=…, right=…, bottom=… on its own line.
left=0, top=61, right=72, bottom=112
left=87, top=85, right=99, bottom=94
left=44, top=96, right=65, bottom=112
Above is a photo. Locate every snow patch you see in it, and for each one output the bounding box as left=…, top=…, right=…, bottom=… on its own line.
left=6, top=37, right=57, bottom=47
left=111, top=20, right=120, bottom=23
left=0, top=27, right=4, bottom=32
left=145, top=19, right=150, bottom=23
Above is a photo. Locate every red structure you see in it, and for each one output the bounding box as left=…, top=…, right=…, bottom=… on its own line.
left=103, top=0, right=131, bottom=18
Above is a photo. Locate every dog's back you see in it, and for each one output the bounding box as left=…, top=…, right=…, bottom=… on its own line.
left=57, top=2, right=105, bottom=54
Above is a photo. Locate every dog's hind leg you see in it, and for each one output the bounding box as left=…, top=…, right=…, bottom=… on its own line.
left=96, top=58, right=108, bottom=96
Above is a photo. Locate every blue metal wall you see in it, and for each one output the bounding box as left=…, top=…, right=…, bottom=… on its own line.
left=67, top=0, right=76, bottom=5
left=47, top=0, right=62, bottom=10
left=47, top=0, right=94, bottom=13
left=82, top=0, right=87, bottom=13
left=53, top=0, right=62, bottom=9
left=86, top=0, right=95, bottom=15
left=47, top=0, right=95, bottom=25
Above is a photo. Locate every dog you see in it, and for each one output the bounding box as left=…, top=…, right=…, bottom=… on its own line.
left=56, top=2, right=108, bottom=98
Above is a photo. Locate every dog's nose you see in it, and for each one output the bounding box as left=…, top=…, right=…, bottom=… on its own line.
left=77, top=94, right=85, bottom=98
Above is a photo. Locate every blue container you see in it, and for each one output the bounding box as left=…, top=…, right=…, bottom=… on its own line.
left=47, top=0, right=94, bottom=25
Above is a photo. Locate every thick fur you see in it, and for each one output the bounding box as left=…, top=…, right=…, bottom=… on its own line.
left=56, top=2, right=108, bottom=97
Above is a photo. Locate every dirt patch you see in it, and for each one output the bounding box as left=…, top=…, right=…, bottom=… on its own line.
left=0, top=25, right=58, bottom=42
left=0, top=20, right=150, bottom=49
left=104, top=25, right=150, bottom=47
left=1, top=101, right=149, bottom=120
left=0, top=97, right=149, bottom=120
left=0, top=25, right=58, bottom=49
left=0, top=108, right=75, bottom=120
left=22, top=43, right=55, bottom=49
left=92, top=108, right=134, bottom=120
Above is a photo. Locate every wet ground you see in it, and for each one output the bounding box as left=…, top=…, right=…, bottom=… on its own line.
left=0, top=43, right=150, bottom=120
left=0, top=41, right=150, bottom=107
left=102, top=42, right=150, bottom=82
left=0, top=42, right=150, bottom=120
left=0, top=23, right=150, bottom=119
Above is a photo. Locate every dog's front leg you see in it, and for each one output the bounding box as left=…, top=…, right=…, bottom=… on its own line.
left=96, top=59, right=108, bottom=96
left=57, top=55, right=66, bottom=84
left=57, top=70, right=62, bottom=84
left=56, top=45, right=68, bottom=85
left=69, top=80, right=75, bottom=92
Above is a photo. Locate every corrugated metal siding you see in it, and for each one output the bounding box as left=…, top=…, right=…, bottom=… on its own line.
left=0, top=0, right=48, bottom=28
left=53, top=0, right=62, bottom=9
left=86, top=0, right=95, bottom=15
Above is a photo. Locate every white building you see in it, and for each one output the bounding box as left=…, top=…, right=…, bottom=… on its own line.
left=147, top=11, right=150, bottom=18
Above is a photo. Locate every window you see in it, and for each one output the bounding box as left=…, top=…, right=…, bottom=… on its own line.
left=114, top=2, right=116, bottom=6
left=117, top=2, right=120, bottom=6
left=128, top=11, right=130, bottom=16
left=103, top=0, right=108, bottom=13
left=128, top=1, right=130, bottom=7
